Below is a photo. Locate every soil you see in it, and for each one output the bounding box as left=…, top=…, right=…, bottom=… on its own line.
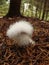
left=0, top=17, right=49, bottom=65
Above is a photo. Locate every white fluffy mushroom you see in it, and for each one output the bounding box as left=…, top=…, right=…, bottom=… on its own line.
left=6, top=20, right=35, bottom=46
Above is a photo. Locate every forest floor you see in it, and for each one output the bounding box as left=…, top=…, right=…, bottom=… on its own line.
left=0, top=17, right=49, bottom=65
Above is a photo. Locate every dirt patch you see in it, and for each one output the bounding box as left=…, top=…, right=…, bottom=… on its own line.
left=0, top=17, right=49, bottom=65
